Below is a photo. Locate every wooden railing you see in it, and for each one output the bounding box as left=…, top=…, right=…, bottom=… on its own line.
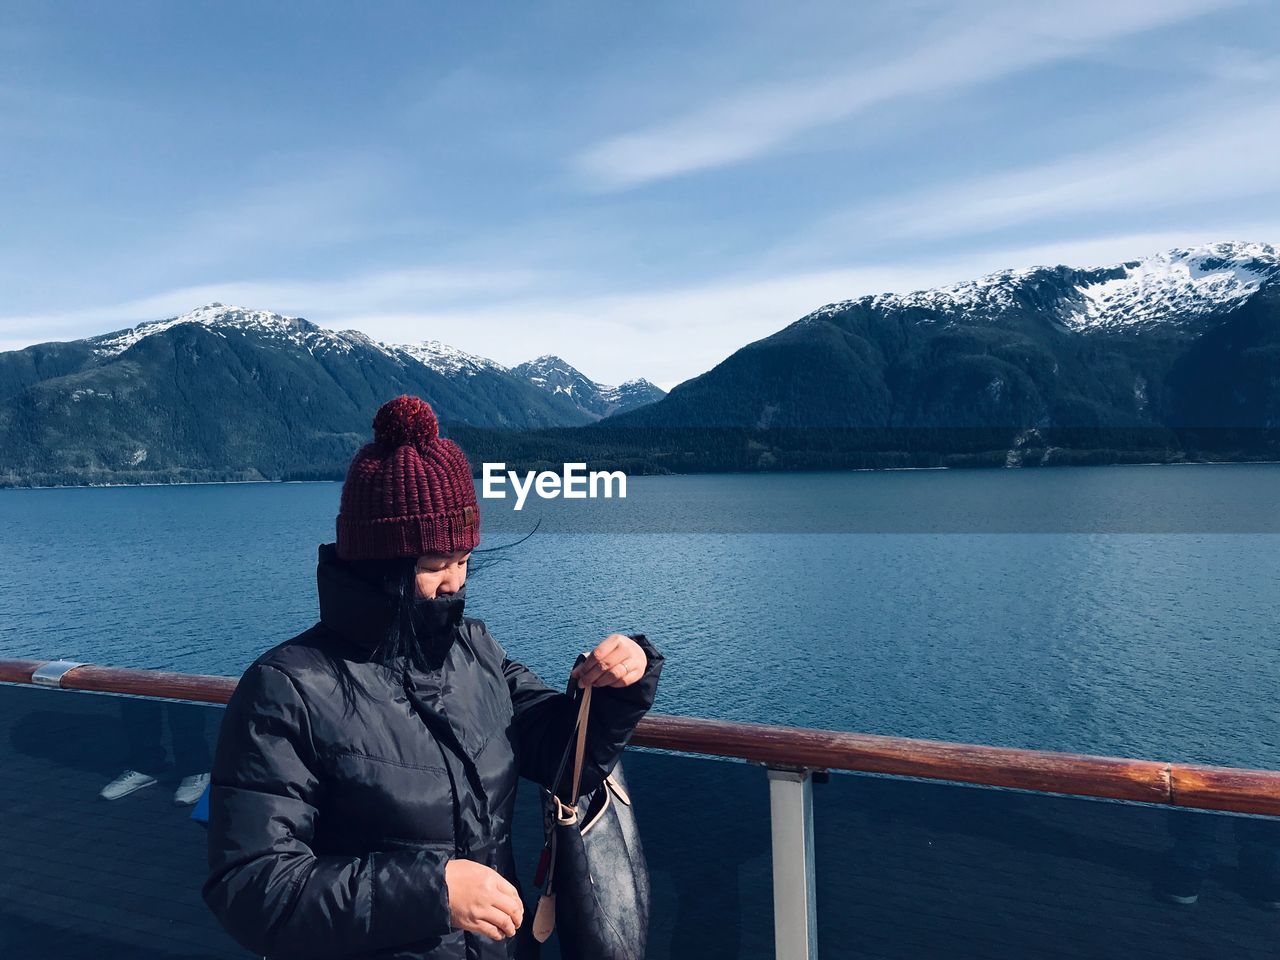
left=3, top=657, right=1278, bottom=817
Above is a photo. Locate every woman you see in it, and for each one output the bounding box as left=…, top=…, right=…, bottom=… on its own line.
left=203, top=395, right=663, bottom=960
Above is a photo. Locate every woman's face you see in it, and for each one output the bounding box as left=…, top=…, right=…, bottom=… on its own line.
left=414, top=550, right=470, bottom=599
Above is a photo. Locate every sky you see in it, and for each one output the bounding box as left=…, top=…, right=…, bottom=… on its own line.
left=2, top=0, right=1279, bottom=391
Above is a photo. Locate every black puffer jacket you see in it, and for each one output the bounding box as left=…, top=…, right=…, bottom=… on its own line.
left=203, top=543, right=663, bottom=960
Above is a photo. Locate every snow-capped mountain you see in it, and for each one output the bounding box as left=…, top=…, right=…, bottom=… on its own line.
left=601, top=378, right=667, bottom=411
left=90, top=302, right=511, bottom=379
left=0, top=303, right=609, bottom=485
left=803, top=241, right=1280, bottom=335
left=392, top=339, right=508, bottom=378
left=90, top=304, right=333, bottom=357
left=512, top=355, right=665, bottom=419
left=613, top=242, right=1280, bottom=443
left=1068, top=242, right=1279, bottom=332
left=87, top=305, right=662, bottom=400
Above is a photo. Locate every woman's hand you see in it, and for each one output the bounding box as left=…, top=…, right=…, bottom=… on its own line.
left=444, top=859, right=524, bottom=941
left=570, top=633, right=647, bottom=689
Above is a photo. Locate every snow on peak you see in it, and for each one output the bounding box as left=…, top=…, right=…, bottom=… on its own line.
left=1068, top=241, right=1279, bottom=331
left=519, top=355, right=574, bottom=378
left=392, top=339, right=506, bottom=377
left=87, top=302, right=518, bottom=375
left=512, top=355, right=661, bottom=406
left=799, top=241, right=1278, bottom=333
left=91, top=303, right=327, bottom=357
left=599, top=378, right=665, bottom=405
left=802, top=265, right=1045, bottom=323
left=90, top=303, right=658, bottom=391
left=513, top=355, right=589, bottom=390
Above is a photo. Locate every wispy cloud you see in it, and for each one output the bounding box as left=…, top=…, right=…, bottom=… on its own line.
left=340, top=266, right=948, bottom=390
left=841, top=95, right=1280, bottom=243
left=572, top=0, right=1235, bottom=191
left=148, top=154, right=415, bottom=270
left=0, top=265, right=551, bottom=351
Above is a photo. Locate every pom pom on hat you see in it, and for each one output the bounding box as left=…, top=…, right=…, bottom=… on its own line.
left=372, top=395, right=439, bottom=450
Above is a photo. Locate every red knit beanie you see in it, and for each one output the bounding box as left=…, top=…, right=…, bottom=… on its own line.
left=335, top=395, right=480, bottom=560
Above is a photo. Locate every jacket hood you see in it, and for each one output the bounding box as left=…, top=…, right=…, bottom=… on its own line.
left=316, top=542, right=465, bottom=661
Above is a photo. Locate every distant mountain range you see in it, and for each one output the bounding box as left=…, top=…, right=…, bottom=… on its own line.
left=613, top=241, right=1280, bottom=430
left=1, top=241, right=1277, bottom=485
left=575, top=241, right=1277, bottom=471
left=0, top=304, right=662, bottom=485
left=512, top=355, right=666, bottom=420
left=495, top=241, right=1280, bottom=471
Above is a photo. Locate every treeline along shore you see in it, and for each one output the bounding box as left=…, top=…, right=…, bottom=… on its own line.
left=4, top=425, right=1277, bottom=489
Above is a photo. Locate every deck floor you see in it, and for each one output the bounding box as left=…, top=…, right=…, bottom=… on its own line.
left=0, top=684, right=245, bottom=958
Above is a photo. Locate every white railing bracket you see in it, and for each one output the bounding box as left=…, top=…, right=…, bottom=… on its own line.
left=767, top=765, right=818, bottom=960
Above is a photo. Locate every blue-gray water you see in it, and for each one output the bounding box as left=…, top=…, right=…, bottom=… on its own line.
left=1, top=466, right=1277, bottom=768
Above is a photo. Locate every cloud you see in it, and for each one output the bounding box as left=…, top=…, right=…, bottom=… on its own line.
left=0, top=265, right=551, bottom=350
left=149, top=154, right=414, bottom=270
left=842, top=96, right=1280, bottom=242
left=572, top=0, right=1235, bottom=190
left=340, top=266, right=936, bottom=389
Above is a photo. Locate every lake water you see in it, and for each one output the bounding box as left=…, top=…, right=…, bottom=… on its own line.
left=1, top=465, right=1277, bottom=769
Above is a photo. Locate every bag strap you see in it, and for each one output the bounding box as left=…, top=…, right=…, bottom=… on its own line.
left=532, top=676, right=595, bottom=942
left=546, top=676, right=593, bottom=808
left=569, top=685, right=591, bottom=803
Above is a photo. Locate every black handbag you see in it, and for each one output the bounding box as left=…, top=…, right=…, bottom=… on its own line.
left=530, top=658, right=651, bottom=960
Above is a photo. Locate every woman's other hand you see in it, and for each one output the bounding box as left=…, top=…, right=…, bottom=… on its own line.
left=570, top=633, right=647, bottom=689
left=443, top=859, right=524, bottom=941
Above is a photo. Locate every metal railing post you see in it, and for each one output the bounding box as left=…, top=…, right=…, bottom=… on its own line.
left=767, top=766, right=818, bottom=960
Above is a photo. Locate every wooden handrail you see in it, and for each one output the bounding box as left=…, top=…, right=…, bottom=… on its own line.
left=3, top=658, right=1278, bottom=817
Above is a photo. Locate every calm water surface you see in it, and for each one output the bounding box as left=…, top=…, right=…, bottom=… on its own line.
left=1, top=467, right=1277, bottom=768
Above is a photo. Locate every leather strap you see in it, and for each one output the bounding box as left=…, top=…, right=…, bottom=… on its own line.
left=533, top=893, right=556, bottom=942
left=547, top=670, right=594, bottom=810
left=532, top=675, right=597, bottom=942
left=569, top=685, right=592, bottom=804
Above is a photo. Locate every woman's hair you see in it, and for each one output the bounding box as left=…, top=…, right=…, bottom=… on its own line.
left=325, top=555, right=422, bottom=718
left=325, top=526, right=537, bottom=719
